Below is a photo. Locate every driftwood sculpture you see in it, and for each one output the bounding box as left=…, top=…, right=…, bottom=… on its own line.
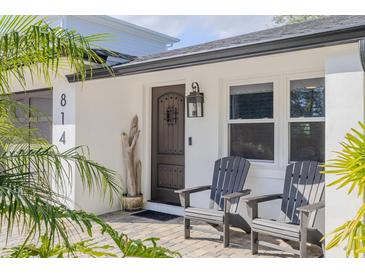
left=121, top=115, right=141, bottom=197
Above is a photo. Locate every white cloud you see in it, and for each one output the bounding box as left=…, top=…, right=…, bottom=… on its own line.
left=199, top=16, right=274, bottom=39
left=114, top=15, right=275, bottom=40
left=116, top=15, right=192, bottom=37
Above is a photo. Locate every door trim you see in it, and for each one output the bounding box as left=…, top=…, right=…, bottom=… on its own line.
left=141, top=79, right=187, bottom=204
left=151, top=84, right=185, bottom=204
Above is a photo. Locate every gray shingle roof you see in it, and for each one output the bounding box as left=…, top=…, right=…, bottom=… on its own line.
left=67, top=15, right=365, bottom=82
left=129, top=16, right=365, bottom=64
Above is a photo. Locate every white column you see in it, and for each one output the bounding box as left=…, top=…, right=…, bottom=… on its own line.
left=325, top=48, right=365, bottom=257
left=52, top=79, right=77, bottom=209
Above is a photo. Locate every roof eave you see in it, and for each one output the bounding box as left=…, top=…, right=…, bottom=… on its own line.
left=67, top=25, right=365, bottom=83
left=75, top=15, right=180, bottom=44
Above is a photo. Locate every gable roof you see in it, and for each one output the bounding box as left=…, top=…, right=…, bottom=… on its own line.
left=68, top=16, right=365, bottom=82
left=48, top=15, right=180, bottom=45
left=131, top=16, right=365, bottom=63
left=82, top=16, right=180, bottom=44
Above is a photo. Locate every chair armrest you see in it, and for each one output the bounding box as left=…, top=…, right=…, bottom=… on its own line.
left=298, top=201, right=325, bottom=245
left=243, top=193, right=283, bottom=204
left=223, top=189, right=252, bottom=215
left=174, top=185, right=211, bottom=194
left=222, top=189, right=251, bottom=200
left=297, top=201, right=325, bottom=213
left=175, top=185, right=211, bottom=208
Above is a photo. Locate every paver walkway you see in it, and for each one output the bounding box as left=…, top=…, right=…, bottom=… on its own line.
left=0, top=210, right=322, bottom=258
left=100, top=211, right=322, bottom=258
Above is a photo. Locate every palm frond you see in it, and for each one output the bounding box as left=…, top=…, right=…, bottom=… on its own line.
left=0, top=15, right=112, bottom=94
left=3, top=235, right=116, bottom=258
left=0, top=16, right=180, bottom=258
left=0, top=170, right=109, bottom=250
left=323, top=121, right=365, bottom=257
left=2, top=145, right=120, bottom=199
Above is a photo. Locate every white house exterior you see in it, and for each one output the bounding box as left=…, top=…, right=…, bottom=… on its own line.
left=13, top=16, right=365, bottom=257
left=46, top=15, right=179, bottom=56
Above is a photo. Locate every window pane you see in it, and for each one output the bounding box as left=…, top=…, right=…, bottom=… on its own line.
left=13, top=97, right=30, bottom=124
left=290, top=78, right=325, bottom=118
left=29, top=95, right=53, bottom=118
left=11, top=90, right=53, bottom=142
left=230, top=123, right=274, bottom=160
left=290, top=122, right=325, bottom=162
left=230, top=83, right=273, bottom=119
left=31, top=121, right=52, bottom=143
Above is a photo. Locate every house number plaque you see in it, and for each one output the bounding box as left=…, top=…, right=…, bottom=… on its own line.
left=53, top=86, right=76, bottom=199
left=54, top=87, right=74, bottom=150
left=59, top=93, right=67, bottom=144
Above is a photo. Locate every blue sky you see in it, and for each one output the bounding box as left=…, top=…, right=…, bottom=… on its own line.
left=114, top=16, right=275, bottom=49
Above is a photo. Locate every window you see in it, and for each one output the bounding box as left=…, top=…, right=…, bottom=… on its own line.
left=289, top=78, right=325, bottom=162
left=229, top=82, right=274, bottom=161
left=230, top=123, right=274, bottom=160
left=13, top=89, right=53, bottom=142
left=290, top=78, right=325, bottom=118
left=290, top=122, right=324, bottom=162
left=230, top=83, right=273, bottom=119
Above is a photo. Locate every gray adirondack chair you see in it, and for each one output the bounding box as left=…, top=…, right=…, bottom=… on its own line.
left=244, top=161, right=325, bottom=257
left=175, top=156, right=251, bottom=247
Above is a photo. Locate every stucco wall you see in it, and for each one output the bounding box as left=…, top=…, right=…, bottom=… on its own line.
left=71, top=43, right=361, bottom=233
left=324, top=50, right=365, bottom=257
left=10, top=42, right=364, bottom=257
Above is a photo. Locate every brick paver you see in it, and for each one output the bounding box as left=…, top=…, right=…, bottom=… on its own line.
left=0, top=210, right=322, bottom=258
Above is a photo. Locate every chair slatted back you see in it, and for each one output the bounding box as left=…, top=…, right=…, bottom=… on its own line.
left=209, top=157, right=250, bottom=212
left=279, top=161, right=325, bottom=226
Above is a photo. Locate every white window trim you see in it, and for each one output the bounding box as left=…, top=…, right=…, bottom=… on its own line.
left=12, top=88, right=53, bottom=131
left=224, top=76, right=281, bottom=167
left=284, top=72, right=325, bottom=164
left=220, top=71, right=325, bottom=172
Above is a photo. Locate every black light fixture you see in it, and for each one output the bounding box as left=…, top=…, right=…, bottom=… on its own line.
left=187, top=82, right=204, bottom=118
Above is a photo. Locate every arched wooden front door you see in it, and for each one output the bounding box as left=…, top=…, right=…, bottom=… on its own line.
left=151, top=84, right=185, bottom=205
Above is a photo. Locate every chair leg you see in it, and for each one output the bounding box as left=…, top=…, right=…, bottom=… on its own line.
left=247, top=202, right=259, bottom=254
left=223, top=221, right=230, bottom=247
left=321, top=240, right=325, bottom=258
left=300, top=212, right=309, bottom=258
left=299, top=234, right=308, bottom=258
left=184, top=217, right=190, bottom=239
left=251, top=231, right=258, bottom=255
left=300, top=238, right=307, bottom=258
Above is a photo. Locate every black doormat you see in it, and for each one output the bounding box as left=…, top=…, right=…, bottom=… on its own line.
left=131, top=210, right=180, bottom=221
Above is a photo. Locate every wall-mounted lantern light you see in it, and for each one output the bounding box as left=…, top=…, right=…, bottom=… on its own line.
left=187, top=82, right=204, bottom=118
